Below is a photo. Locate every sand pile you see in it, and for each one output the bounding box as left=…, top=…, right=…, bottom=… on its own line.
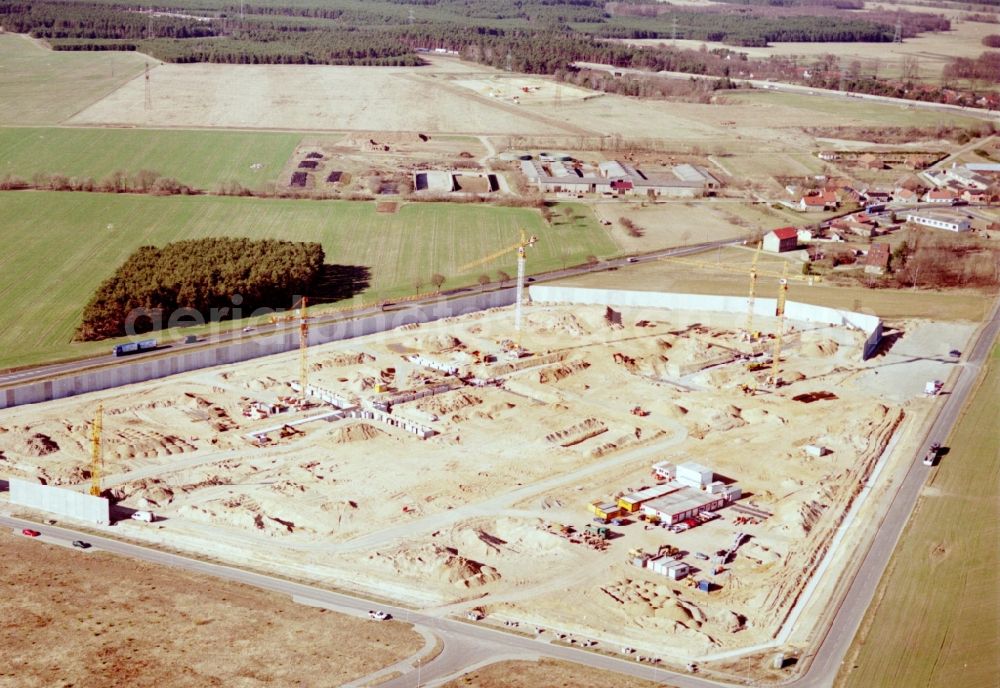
left=242, top=376, right=282, bottom=392
left=24, top=432, right=59, bottom=457
left=329, top=423, right=383, bottom=443
left=106, top=428, right=197, bottom=460
left=321, top=352, right=376, bottom=367
left=474, top=401, right=516, bottom=421
left=600, top=578, right=718, bottom=637
left=111, top=478, right=175, bottom=507
left=545, top=418, right=607, bottom=447
left=687, top=404, right=746, bottom=439
left=180, top=493, right=299, bottom=537
left=410, top=333, right=463, bottom=353
left=184, top=393, right=238, bottom=432
left=417, top=392, right=482, bottom=416
left=537, top=360, right=590, bottom=384
left=367, top=544, right=501, bottom=588
left=532, top=312, right=590, bottom=336
left=448, top=518, right=565, bottom=561
left=801, top=339, right=839, bottom=357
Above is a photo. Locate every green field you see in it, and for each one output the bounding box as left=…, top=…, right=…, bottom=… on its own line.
left=0, top=128, right=301, bottom=190
left=733, top=91, right=984, bottom=129
left=837, top=343, right=1000, bottom=688
left=556, top=247, right=994, bottom=323
left=0, top=33, right=148, bottom=125
left=0, top=193, right=616, bottom=369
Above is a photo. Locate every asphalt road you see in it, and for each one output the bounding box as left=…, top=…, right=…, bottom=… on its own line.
left=0, top=239, right=735, bottom=391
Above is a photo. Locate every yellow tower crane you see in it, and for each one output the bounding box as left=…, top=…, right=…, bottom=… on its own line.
left=663, top=250, right=818, bottom=342
left=90, top=404, right=103, bottom=497
left=769, top=262, right=790, bottom=388
left=298, top=296, right=309, bottom=400
left=458, top=229, right=538, bottom=346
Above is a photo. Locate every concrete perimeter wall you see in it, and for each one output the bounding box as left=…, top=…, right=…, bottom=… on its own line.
left=0, top=288, right=516, bottom=410
left=529, top=286, right=883, bottom=360
left=10, top=478, right=110, bottom=524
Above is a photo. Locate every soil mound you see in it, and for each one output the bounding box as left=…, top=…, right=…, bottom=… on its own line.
left=331, top=423, right=383, bottom=443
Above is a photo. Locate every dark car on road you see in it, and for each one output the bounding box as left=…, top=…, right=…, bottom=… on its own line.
left=72, top=540, right=91, bottom=549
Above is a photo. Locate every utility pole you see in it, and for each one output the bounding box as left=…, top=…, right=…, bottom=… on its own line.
left=672, top=16, right=678, bottom=47
left=144, top=62, right=152, bottom=111
left=893, top=14, right=902, bottom=44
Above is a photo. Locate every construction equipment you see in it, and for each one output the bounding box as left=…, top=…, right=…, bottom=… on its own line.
left=298, top=296, right=309, bottom=400
left=89, top=404, right=103, bottom=497
left=458, top=229, right=538, bottom=345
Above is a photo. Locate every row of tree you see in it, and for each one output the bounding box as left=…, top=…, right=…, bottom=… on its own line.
left=77, top=238, right=325, bottom=340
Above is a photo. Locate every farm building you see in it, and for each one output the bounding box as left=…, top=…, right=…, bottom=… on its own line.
left=864, top=243, right=890, bottom=275
left=523, top=159, right=720, bottom=197
left=922, top=189, right=958, bottom=204
left=905, top=212, right=971, bottom=232
left=763, top=227, right=799, bottom=253
left=944, top=165, right=990, bottom=190
left=617, top=484, right=678, bottom=513
left=640, top=490, right=727, bottom=526
left=799, top=191, right=838, bottom=212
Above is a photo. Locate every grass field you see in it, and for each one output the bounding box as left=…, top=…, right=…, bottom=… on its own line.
left=837, top=342, right=1000, bottom=688
left=556, top=246, right=994, bottom=322
left=0, top=34, right=149, bottom=125
left=731, top=91, right=983, bottom=129
left=0, top=193, right=616, bottom=368
left=0, top=128, right=302, bottom=190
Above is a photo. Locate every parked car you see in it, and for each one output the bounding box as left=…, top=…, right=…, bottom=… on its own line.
left=949, top=349, right=961, bottom=358
left=695, top=552, right=710, bottom=561
left=368, top=610, right=391, bottom=621
left=21, top=529, right=40, bottom=537
left=72, top=540, right=91, bottom=549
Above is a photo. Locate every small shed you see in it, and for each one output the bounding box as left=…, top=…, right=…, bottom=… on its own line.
left=864, top=243, right=890, bottom=275
left=589, top=501, right=622, bottom=522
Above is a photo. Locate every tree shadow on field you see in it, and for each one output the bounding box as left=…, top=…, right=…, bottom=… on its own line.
left=312, top=264, right=372, bottom=303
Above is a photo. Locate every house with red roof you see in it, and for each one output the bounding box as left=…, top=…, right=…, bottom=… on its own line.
left=763, top=227, right=799, bottom=253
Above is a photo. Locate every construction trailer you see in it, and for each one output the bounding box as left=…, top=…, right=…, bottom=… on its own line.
left=651, top=461, right=676, bottom=481
left=589, top=501, right=623, bottom=522
left=641, top=490, right=727, bottom=526
left=676, top=461, right=714, bottom=489
left=617, top=484, right=678, bottom=513
left=647, top=556, right=690, bottom=580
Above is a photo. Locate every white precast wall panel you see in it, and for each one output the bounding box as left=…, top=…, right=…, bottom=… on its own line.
left=529, top=286, right=883, bottom=359
left=9, top=478, right=110, bottom=524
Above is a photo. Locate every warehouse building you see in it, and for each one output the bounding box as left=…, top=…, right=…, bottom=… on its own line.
left=905, top=212, right=971, bottom=233
left=617, top=484, right=678, bottom=513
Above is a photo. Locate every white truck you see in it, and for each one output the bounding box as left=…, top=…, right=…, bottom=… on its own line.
left=130, top=510, right=155, bottom=523
left=923, top=443, right=940, bottom=467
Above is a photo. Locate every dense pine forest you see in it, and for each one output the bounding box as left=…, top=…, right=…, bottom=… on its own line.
left=77, top=238, right=325, bottom=340
left=0, top=0, right=938, bottom=63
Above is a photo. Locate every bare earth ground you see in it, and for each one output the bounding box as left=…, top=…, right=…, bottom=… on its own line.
left=442, top=658, right=665, bottom=688
left=0, top=529, right=422, bottom=688
left=0, top=299, right=975, bottom=664
left=68, top=60, right=577, bottom=135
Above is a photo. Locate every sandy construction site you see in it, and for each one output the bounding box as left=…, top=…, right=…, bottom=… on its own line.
left=0, top=298, right=969, bottom=659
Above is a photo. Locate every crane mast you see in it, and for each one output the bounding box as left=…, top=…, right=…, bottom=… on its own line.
left=458, top=229, right=538, bottom=346
left=90, top=404, right=103, bottom=497
left=298, top=296, right=309, bottom=399
left=745, top=241, right=762, bottom=339
left=768, top=264, right=789, bottom=387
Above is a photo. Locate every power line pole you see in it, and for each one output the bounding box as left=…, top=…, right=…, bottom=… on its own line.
left=672, top=16, right=677, bottom=47
left=144, top=62, right=152, bottom=111
left=893, top=14, right=902, bottom=44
